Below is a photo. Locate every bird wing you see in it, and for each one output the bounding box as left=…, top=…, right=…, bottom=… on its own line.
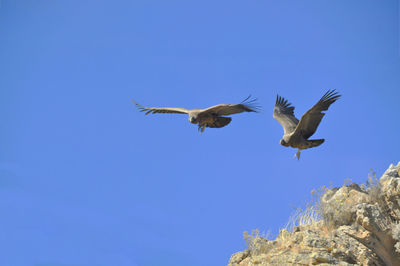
left=200, top=95, right=260, bottom=116
left=292, top=90, right=341, bottom=139
left=132, top=99, right=190, bottom=115
left=273, top=95, right=299, bottom=135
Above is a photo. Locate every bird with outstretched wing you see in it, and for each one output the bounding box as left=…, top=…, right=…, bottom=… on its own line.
left=273, top=90, right=341, bottom=159
left=132, top=96, right=260, bottom=132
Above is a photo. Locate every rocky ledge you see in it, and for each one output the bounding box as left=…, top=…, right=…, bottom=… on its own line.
left=229, top=162, right=400, bottom=266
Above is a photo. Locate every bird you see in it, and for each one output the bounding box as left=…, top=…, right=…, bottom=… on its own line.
left=273, top=90, right=341, bottom=160
left=132, top=96, right=260, bottom=132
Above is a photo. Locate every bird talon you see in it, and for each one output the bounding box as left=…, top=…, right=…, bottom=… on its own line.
left=294, top=150, right=301, bottom=160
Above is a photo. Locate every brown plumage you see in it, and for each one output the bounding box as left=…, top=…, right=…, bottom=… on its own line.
left=273, top=90, right=341, bottom=159
left=132, top=96, right=260, bottom=132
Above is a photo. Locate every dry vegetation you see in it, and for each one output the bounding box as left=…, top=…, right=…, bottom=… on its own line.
left=242, top=169, right=394, bottom=259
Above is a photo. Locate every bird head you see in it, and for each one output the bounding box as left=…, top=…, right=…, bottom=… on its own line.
left=280, top=139, right=289, bottom=147
left=189, top=115, right=198, bottom=124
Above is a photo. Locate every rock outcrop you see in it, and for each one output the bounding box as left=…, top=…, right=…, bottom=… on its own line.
left=229, top=162, right=400, bottom=266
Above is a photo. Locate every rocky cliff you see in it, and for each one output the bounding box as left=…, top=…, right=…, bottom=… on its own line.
left=229, top=162, right=400, bottom=266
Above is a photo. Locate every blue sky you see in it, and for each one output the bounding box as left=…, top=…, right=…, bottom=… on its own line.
left=1, top=0, right=399, bottom=265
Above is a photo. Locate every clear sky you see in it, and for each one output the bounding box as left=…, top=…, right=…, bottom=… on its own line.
left=1, top=1, right=399, bottom=265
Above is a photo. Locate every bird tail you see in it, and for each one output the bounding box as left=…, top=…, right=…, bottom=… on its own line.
left=305, top=139, right=325, bottom=149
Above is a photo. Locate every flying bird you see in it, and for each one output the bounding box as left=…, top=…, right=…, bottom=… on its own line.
left=273, top=90, right=341, bottom=160
left=132, top=96, right=260, bottom=132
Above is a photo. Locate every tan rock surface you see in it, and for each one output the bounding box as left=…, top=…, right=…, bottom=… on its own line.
left=229, top=162, right=400, bottom=266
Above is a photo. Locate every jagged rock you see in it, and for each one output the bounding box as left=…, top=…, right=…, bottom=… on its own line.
left=228, top=162, right=400, bottom=266
left=229, top=250, right=250, bottom=264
